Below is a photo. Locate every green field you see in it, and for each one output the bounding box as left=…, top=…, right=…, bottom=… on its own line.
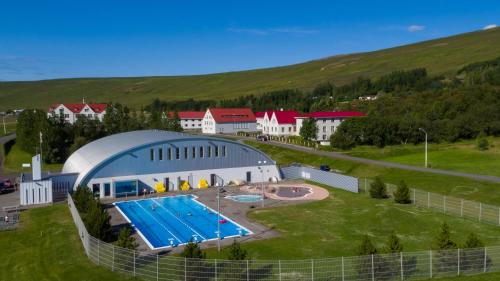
left=1, top=28, right=500, bottom=111
left=2, top=141, right=63, bottom=173
left=340, top=137, right=500, bottom=177
left=0, top=204, right=134, bottom=281
left=245, top=141, right=500, bottom=205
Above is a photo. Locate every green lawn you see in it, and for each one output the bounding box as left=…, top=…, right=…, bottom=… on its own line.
left=3, top=141, right=63, bottom=173
left=246, top=140, right=500, bottom=205
left=1, top=28, right=500, bottom=111
left=0, top=204, right=134, bottom=281
left=341, top=137, right=500, bottom=178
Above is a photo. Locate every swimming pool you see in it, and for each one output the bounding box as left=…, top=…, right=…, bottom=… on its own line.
left=113, top=195, right=251, bottom=249
left=225, top=194, right=263, bottom=203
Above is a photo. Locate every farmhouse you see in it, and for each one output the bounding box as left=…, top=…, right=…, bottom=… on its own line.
left=202, top=108, right=257, bottom=134
left=262, top=110, right=299, bottom=136
left=169, top=111, right=205, bottom=130
left=62, top=130, right=280, bottom=198
left=295, top=111, right=365, bottom=144
left=47, top=102, right=107, bottom=124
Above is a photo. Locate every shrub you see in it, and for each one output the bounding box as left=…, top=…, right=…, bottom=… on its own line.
left=84, top=199, right=112, bottom=242
left=181, top=241, right=206, bottom=259
left=434, top=223, right=457, bottom=250
left=226, top=240, right=248, bottom=260
left=384, top=231, right=403, bottom=253
left=393, top=181, right=411, bottom=204
left=369, top=177, right=387, bottom=199
left=115, top=225, right=138, bottom=250
left=477, top=138, right=489, bottom=151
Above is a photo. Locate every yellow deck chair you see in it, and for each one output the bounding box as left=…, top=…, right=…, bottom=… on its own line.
left=180, top=181, right=191, bottom=191
left=155, top=182, right=166, bottom=193
left=198, top=179, right=209, bottom=189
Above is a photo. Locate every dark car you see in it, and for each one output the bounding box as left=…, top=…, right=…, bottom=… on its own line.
left=0, top=179, right=14, bottom=194
left=256, top=134, right=269, bottom=141
left=319, top=165, right=331, bottom=172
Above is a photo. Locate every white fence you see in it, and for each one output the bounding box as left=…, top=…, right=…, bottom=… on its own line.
left=360, top=180, right=500, bottom=227
left=281, top=165, right=359, bottom=193
left=68, top=194, right=500, bottom=281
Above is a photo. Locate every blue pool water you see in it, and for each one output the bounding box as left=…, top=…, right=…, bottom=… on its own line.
left=114, top=195, right=251, bottom=249
left=225, top=194, right=263, bottom=203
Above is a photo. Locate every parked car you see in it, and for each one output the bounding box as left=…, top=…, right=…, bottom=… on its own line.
left=319, top=165, right=331, bottom=172
left=256, top=134, right=269, bottom=141
left=0, top=179, right=14, bottom=194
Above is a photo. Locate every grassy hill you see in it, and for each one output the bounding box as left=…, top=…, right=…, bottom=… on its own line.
left=0, top=28, right=499, bottom=111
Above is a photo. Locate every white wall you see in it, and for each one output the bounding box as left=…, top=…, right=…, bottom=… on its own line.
left=181, top=119, right=203, bottom=130
left=295, top=117, right=344, bottom=142
left=87, top=164, right=280, bottom=197
left=20, top=180, right=53, bottom=205
left=47, top=104, right=106, bottom=124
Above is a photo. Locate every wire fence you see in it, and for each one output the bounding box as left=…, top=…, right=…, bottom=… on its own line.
left=359, top=179, right=500, bottom=227
left=0, top=212, right=19, bottom=231
left=68, top=194, right=500, bottom=281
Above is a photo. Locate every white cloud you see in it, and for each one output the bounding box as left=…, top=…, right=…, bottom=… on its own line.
left=226, top=28, right=269, bottom=36
left=483, top=24, right=497, bottom=30
left=408, top=25, right=426, bottom=32
left=269, top=27, right=319, bottom=35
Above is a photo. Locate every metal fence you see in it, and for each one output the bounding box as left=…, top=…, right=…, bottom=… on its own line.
left=359, top=179, right=500, bottom=227
left=281, top=165, right=358, bottom=193
left=68, top=194, right=500, bottom=281
left=0, top=212, right=19, bottom=231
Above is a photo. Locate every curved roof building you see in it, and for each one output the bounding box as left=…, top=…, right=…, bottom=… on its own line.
left=63, top=130, right=280, bottom=198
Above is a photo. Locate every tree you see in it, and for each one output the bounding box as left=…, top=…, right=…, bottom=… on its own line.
left=369, top=177, right=387, bottom=199
left=180, top=241, right=209, bottom=281
left=115, top=225, right=138, bottom=250
left=393, top=180, right=411, bottom=204
left=434, top=223, right=457, bottom=250
left=299, top=118, right=317, bottom=141
left=181, top=241, right=206, bottom=259
left=461, top=233, right=490, bottom=273
left=463, top=232, right=484, bottom=249
left=434, top=223, right=458, bottom=274
left=384, top=231, right=403, bottom=253
left=476, top=133, right=489, bottom=151
left=73, top=186, right=94, bottom=213
left=84, top=199, right=112, bottom=242
left=356, top=235, right=377, bottom=279
left=16, top=109, right=49, bottom=155
left=226, top=240, right=248, bottom=260
left=357, top=235, right=377, bottom=255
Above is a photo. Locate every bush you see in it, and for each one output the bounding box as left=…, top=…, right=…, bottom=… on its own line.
left=477, top=137, right=489, bottom=151
left=115, top=225, right=138, bottom=250
left=226, top=240, right=248, bottom=260
left=84, top=199, right=112, bottom=242
left=384, top=231, right=403, bottom=253
left=181, top=241, right=206, bottom=259
left=369, top=177, right=388, bottom=199
left=393, top=181, right=411, bottom=204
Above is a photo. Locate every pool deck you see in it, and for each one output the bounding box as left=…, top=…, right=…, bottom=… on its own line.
left=103, top=180, right=329, bottom=254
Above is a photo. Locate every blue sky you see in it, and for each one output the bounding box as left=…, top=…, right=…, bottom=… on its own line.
left=0, top=0, right=498, bottom=81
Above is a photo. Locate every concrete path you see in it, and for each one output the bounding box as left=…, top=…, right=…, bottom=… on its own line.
left=228, top=135, right=500, bottom=184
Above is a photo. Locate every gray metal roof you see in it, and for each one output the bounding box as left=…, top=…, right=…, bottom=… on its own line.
left=62, top=130, right=273, bottom=188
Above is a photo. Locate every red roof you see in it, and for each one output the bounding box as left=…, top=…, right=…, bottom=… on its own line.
left=48, top=103, right=107, bottom=113
left=271, top=110, right=300, bottom=124
left=168, top=111, right=205, bottom=119
left=255, top=111, right=266, bottom=118
left=299, top=111, right=365, bottom=118
left=208, top=108, right=256, bottom=123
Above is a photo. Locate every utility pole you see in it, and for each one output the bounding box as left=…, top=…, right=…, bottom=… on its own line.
left=2, top=115, right=6, bottom=135
left=419, top=128, right=428, bottom=168
left=216, top=182, right=221, bottom=252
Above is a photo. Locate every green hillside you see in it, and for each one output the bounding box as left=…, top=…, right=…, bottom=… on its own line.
left=1, top=27, right=499, bottom=111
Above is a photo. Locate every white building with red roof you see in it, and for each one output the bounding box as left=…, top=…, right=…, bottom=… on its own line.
left=47, top=102, right=107, bottom=124
left=262, top=110, right=300, bottom=136
left=169, top=111, right=205, bottom=130
left=202, top=108, right=257, bottom=134
left=295, top=111, right=365, bottom=143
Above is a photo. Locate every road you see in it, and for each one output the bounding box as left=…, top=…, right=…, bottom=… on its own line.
left=228, top=135, right=500, bottom=184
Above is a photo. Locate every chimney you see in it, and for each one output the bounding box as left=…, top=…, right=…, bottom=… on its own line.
left=82, top=97, right=86, bottom=104
left=280, top=108, right=283, bottom=111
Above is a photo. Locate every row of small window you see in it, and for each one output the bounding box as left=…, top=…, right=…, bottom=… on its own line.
left=233, top=123, right=249, bottom=129
left=150, top=145, right=227, bottom=161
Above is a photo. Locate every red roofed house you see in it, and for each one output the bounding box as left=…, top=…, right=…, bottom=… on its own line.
left=295, top=111, right=365, bottom=144
left=47, top=101, right=107, bottom=124
left=262, top=109, right=300, bottom=136
left=169, top=111, right=205, bottom=130
left=202, top=108, right=257, bottom=134
left=255, top=111, right=267, bottom=131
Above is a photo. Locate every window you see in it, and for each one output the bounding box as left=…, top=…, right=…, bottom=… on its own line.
left=222, top=145, right=226, bottom=157
left=184, top=147, right=188, bottom=159
left=323, top=126, right=326, bottom=132
left=192, top=147, right=196, bottom=158
left=159, top=148, right=163, bottom=161
left=199, top=146, right=204, bottom=158
left=281, top=127, right=284, bottom=133
left=207, top=146, right=211, bottom=157
left=168, top=148, right=172, bottom=160
left=323, top=135, right=326, bottom=140
left=215, top=146, right=219, bottom=157
left=150, top=149, right=154, bottom=161
left=175, top=148, right=180, bottom=159
left=288, top=127, right=291, bottom=132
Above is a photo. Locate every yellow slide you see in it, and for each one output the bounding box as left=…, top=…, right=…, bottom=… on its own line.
left=180, top=181, right=191, bottom=191
left=155, top=183, right=166, bottom=193
left=198, top=179, right=209, bottom=189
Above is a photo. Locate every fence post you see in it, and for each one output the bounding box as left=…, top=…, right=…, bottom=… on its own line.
left=400, top=252, right=404, bottom=281
left=429, top=250, right=433, bottom=279
left=427, top=192, right=430, bottom=208
left=457, top=248, right=460, bottom=276
left=371, top=254, right=375, bottom=281
left=341, top=257, right=345, bottom=281
left=279, top=260, right=282, bottom=281
left=133, top=251, right=136, bottom=277
left=214, top=259, right=217, bottom=281
left=479, top=203, right=482, bottom=221
left=157, top=253, right=159, bottom=281
left=185, top=257, right=187, bottom=281
left=484, top=247, right=487, bottom=273
left=311, top=259, right=314, bottom=280
left=247, top=259, right=250, bottom=281
left=97, top=239, right=100, bottom=265
left=461, top=200, right=464, bottom=217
